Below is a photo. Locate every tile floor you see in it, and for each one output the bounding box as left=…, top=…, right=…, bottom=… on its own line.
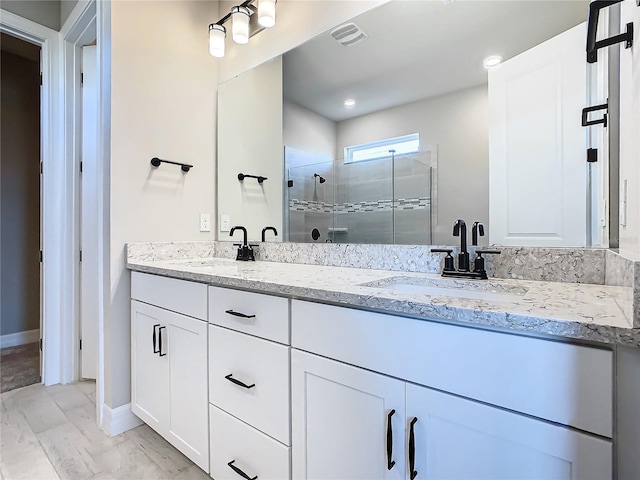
left=0, top=381, right=208, bottom=480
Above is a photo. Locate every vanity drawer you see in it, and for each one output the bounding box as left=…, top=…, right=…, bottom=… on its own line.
left=131, top=272, right=207, bottom=320
left=210, top=404, right=290, bottom=480
left=209, top=286, right=289, bottom=344
left=209, top=325, right=290, bottom=445
left=292, top=300, right=613, bottom=438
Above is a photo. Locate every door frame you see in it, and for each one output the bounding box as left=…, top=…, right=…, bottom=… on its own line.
left=0, top=9, right=64, bottom=386
left=60, top=0, right=109, bottom=428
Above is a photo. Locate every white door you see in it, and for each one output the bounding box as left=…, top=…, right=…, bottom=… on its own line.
left=80, top=45, right=98, bottom=379
left=291, top=350, right=405, bottom=480
left=406, top=383, right=612, bottom=480
left=166, top=313, right=209, bottom=472
left=489, top=23, right=588, bottom=246
left=130, top=301, right=170, bottom=433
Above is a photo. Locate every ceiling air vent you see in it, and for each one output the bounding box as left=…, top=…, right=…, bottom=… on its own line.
left=330, top=23, right=368, bottom=47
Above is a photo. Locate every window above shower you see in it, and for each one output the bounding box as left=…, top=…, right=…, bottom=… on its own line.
left=344, top=133, right=420, bottom=164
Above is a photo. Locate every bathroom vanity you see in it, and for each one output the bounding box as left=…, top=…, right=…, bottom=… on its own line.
left=127, top=246, right=638, bottom=480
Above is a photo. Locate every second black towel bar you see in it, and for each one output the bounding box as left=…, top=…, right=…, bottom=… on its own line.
left=151, top=157, right=193, bottom=172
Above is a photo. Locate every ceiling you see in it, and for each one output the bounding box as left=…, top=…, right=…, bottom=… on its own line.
left=283, top=0, right=590, bottom=122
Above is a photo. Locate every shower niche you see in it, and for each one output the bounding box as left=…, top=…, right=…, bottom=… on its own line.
left=284, top=146, right=436, bottom=244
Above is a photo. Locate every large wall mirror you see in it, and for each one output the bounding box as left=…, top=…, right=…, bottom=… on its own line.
left=217, top=0, right=610, bottom=247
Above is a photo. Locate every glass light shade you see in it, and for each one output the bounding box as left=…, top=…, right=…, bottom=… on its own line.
left=209, top=24, right=226, bottom=58
left=231, top=6, right=251, bottom=45
left=258, top=0, right=276, bottom=28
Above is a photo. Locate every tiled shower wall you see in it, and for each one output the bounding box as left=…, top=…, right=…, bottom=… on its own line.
left=286, top=152, right=433, bottom=244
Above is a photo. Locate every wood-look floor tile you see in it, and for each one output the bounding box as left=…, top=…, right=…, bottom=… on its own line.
left=16, top=388, right=68, bottom=434
left=171, top=465, right=210, bottom=480
left=75, top=380, right=96, bottom=396
left=89, top=438, right=167, bottom=480
left=0, top=399, right=60, bottom=480
left=65, top=403, right=125, bottom=451
left=47, top=384, right=93, bottom=412
left=124, top=425, right=192, bottom=476
left=37, top=422, right=101, bottom=479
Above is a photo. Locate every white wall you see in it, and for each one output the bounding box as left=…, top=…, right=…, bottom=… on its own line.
left=107, top=0, right=218, bottom=409
left=217, top=0, right=389, bottom=83
left=336, top=85, right=489, bottom=245
left=618, top=0, right=640, bottom=261
left=283, top=100, right=336, bottom=161
left=218, top=57, right=283, bottom=243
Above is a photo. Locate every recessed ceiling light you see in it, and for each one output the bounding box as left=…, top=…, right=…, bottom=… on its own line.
left=344, top=99, right=356, bottom=108
left=483, top=55, right=503, bottom=69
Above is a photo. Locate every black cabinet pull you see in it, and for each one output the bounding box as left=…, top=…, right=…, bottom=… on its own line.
left=227, top=460, right=258, bottom=480
left=158, top=326, right=167, bottom=357
left=225, top=374, right=255, bottom=389
left=409, top=417, right=418, bottom=480
left=225, top=309, right=256, bottom=319
left=386, top=409, right=396, bottom=470
left=152, top=324, right=160, bottom=354
left=586, top=0, right=633, bottom=64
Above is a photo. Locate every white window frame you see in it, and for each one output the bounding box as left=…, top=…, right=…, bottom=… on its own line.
left=344, top=133, right=420, bottom=164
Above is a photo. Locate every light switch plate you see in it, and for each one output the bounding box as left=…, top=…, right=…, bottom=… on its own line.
left=220, top=214, right=231, bottom=232
left=200, top=213, right=211, bottom=232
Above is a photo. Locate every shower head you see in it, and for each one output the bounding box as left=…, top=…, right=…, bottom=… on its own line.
left=314, top=173, right=326, bottom=184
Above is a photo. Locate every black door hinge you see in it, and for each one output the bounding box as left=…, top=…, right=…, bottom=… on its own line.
left=40, top=162, right=43, bottom=174
left=80, top=250, right=83, bottom=262
left=40, top=250, right=43, bottom=263
left=39, top=339, right=43, bottom=351
left=81, top=72, right=84, bottom=86
left=80, top=339, right=82, bottom=350
left=40, top=73, right=43, bottom=86
left=587, top=148, right=598, bottom=163
left=287, top=180, right=294, bottom=188
left=80, top=161, right=83, bottom=174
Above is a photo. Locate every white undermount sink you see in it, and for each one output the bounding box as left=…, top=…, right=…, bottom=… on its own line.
left=359, top=276, right=529, bottom=303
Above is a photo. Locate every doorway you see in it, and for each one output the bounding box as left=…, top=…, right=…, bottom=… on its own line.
left=0, top=32, right=42, bottom=392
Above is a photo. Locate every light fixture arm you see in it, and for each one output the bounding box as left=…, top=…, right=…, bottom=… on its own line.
left=213, top=0, right=255, bottom=27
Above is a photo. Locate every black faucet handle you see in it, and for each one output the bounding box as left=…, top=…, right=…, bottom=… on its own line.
left=431, top=248, right=455, bottom=271
left=475, top=249, right=501, bottom=256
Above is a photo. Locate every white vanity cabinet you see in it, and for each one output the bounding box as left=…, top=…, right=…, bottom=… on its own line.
left=130, top=272, right=209, bottom=472
left=208, top=287, right=291, bottom=480
left=291, top=300, right=614, bottom=480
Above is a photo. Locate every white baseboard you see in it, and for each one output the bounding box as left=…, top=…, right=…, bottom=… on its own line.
left=101, top=402, right=143, bottom=436
left=0, top=329, right=40, bottom=349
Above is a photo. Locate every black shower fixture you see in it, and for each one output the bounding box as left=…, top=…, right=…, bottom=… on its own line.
left=314, top=173, right=326, bottom=184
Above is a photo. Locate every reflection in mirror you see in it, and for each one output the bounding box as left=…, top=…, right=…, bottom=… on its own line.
left=218, top=0, right=596, bottom=246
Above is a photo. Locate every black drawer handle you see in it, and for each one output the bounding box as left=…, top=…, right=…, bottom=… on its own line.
left=409, top=417, right=418, bottom=480
left=386, top=409, right=396, bottom=470
left=158, top=326, right=167, bottom=357
left=152, top=324, right=160, bottom=354
left=225, top=309, right=256, bottom=319
left=225, top=374, right=255, bottom=389
left=227, top=460, right=257, bottom=480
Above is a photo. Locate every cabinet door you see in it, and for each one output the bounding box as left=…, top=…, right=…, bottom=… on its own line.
left=131, top=300, right=170, bottom=433
left=292, top=350, right=405, bottom=480
left=406, top=383, right=612, bottom=480
left=165, top=312, right=209, bottom=472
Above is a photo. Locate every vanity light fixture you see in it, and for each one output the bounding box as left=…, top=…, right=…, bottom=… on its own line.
left=258, top=0, right=276, bottom=28
left=483, top=55, right=503, bottom=68
left=231, top=6, right=251, bottom=44
left=209, top=24, right=226, bottom=58
left=208, top=0, right=277, bottom=58
left=344, top=98, right=356, bottom=108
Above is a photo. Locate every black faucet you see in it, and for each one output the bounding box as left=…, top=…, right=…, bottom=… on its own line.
left=472, top=221, right=485, bottom=246
left=261, top=226, right=278, bottom=242
left=230, top=226, right=255, bottom=261
left=431, top=219, right=501, bottom=279
left=453, top=219, right=469, bottom=271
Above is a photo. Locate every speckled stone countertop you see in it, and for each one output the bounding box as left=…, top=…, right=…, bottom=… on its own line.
left=127, top=256, right=639, bottom=347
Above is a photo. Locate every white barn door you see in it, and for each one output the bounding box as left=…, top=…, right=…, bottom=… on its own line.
left=489, top=23, right=588, bottom=247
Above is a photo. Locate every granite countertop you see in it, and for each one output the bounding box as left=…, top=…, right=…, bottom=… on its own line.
left=126, top=257, right=639, bottom=347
